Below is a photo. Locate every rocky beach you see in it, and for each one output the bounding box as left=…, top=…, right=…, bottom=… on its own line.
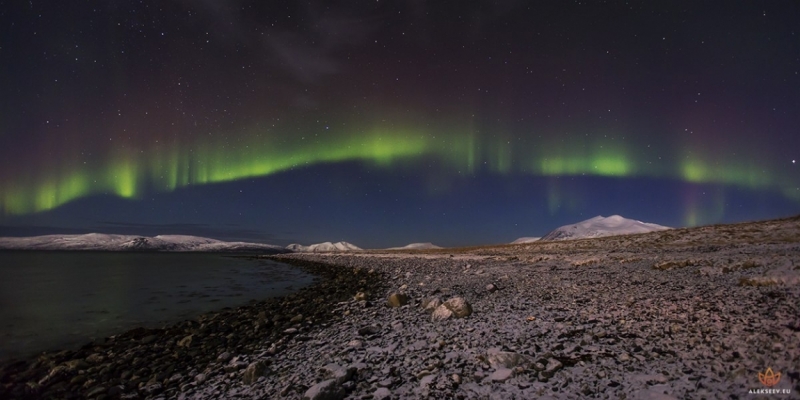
left=2, top=216, right=799, bottom=399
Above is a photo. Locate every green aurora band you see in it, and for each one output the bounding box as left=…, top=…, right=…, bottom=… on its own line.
left=1, top=126, right=797, bottom=216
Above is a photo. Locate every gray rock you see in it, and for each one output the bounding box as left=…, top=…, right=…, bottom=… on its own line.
left=302, top=379, right=345, bottom=400
left=487, top=350, right=533, bottom=369
left=373, top=387, right=391, bottom=400
left=541, top=358, right=563, bottom=378
left=431, top=304, right=454, bottom=321
left=217, top=351, right=232, bottom=362
left=358, top=325, right=381, bottom=336
left=322, top=363, right=354, bottom=385
left=444, top=297, right=472, bottom=317
left=419, top=374, right=436, bottom=388
left=489, top=368, right=513, bottom=382
left=140, top=334, right=157, bottom=344
left=431, top=297, right=473, bottom=321
left=242, top=361, right=267, bottom=385
left=420, top=297, right=442, bottom=313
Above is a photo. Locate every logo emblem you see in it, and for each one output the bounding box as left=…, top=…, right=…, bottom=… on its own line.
left=758, top=368, right=781, bottom=387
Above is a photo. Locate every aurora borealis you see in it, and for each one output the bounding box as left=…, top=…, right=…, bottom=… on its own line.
left=1, top=1, right=798, bottom=247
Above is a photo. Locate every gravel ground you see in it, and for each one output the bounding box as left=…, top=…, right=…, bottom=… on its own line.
left=2, top=216, right=799, bottom=399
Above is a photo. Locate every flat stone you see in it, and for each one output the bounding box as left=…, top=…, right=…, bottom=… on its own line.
left=489, top=368, right=513, bottom=382
left=322, top=364, right=353, bottom=385
left=419, top=374, right=436, bottom=388
left=541, top=358, right=563, bottom=378
left=303, top=379, right=345, bottom=400
left=373, top=387, right=391, bottom=400
left=358, top=325, right=380, bottom=336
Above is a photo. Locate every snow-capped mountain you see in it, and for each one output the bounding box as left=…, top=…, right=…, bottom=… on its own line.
left=286, top=241, right=362, bottom=252
left=0, top=233, right=287, bottom=253
left=386, top=242, right=442, bottom=250
left=510, top=237, right=541, bottom=244
left=541, top=215, right=671, bottom=241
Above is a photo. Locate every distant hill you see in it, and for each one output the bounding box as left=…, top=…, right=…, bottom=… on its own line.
left=510, top=237, right=541, bottom=244
left=386, top=242, right=442, bottom=250
left=286, top=241, right=362, bottom=252
left=541, top=215, right=671, bottom=241
left=0, top=233, right=287, bottom=253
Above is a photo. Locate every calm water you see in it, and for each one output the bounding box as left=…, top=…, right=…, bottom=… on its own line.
left=0, top=252, right=316, bottom=360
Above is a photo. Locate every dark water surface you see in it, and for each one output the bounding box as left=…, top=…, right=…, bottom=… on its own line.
left=0, top=252, right=315, bottom=360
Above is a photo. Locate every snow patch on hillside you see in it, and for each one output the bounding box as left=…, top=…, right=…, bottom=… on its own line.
left=510, top=237, right=541, bottom=244
left=386, top=242, right=442, bottom=250
left=0, top=233, right=285, bottom=253
left=541, top=215, right=671, bottom=241
left=286, top=241, right=362, bottom=253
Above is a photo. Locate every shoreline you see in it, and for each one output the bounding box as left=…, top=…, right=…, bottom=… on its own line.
left=0, top=257, right=387, bottom=399
left=0, top=252, right=310, bottom=361
left=1, top=216, right=799, bottom=399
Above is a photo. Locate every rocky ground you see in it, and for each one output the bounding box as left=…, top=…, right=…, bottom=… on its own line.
left=2, top=215, right=799, bottom=399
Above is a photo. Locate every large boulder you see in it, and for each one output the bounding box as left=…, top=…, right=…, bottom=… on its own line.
left=431, top=297, right=472, bottom=321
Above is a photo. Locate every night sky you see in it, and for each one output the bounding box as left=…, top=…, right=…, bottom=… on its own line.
left=1, top=1, right=798, bottom=248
